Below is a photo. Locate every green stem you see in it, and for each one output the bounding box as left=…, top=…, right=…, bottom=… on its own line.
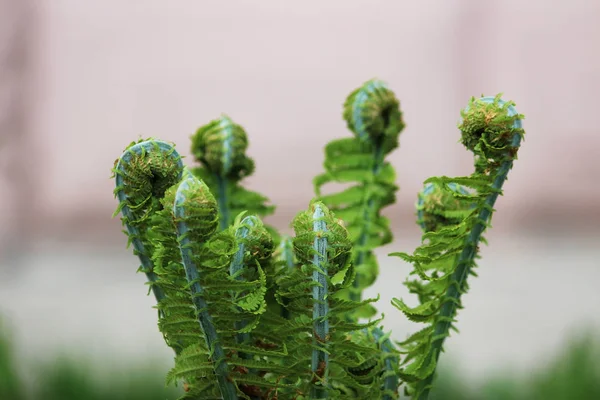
left=216, top=174, right=230, bottom=231
left=350, top=141, right=384, bottom=303
left=279, top=236, right=296, bottom=320
left=416, top=113, right=523, bottom=400
left=174, top=175, right=238, bottom=400
left=311, top=204, right=329, bottom=399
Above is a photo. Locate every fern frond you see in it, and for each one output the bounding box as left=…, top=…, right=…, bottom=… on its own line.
left=391, top=95, right=525, bottom=399
left=190, top=116, right=277, bottom=239
left=269, top=201, right=391, bottom=399
left=112, top=139, right=184, bottom=305
left=314, top=80, right=405, bottom=317
left=173, top=171, right=238, bottom=400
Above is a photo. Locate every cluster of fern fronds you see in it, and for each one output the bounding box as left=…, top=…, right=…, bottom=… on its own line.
left=113, top=80, right=524, bottom=400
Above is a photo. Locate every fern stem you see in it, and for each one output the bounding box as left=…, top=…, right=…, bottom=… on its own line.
left=416, top=99, right=523, bottom=400
left=279, top=236, right=295, bottom=320
left=174, top=174, right=238, bottom=400
left=217, top=115, right=235, bottom=231
left=114, top=140, right=183, bottom=305
left=311, top=204, right=330, bottom=399
left=216, top=174, right=230, bottom=231
left=351, top=141, right=385, bottom=303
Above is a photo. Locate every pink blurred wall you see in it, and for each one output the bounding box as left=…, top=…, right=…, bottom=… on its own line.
left=1, top=1, right=599, bottom=243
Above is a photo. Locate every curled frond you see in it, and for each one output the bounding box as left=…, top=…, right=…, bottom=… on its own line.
left=459, top=94, right=525, bottom=171
left=191, top=115, right=254, bottom=180
left=416, top=182, right=473, bottom=233
left=112, top=138, right=184, bottom=303
left=391, top=95, right=525, bottom=399
left=232, top=214, right=275, bottom=272
left=190, top=117, right=276, bottom=237
left=292, top=201, right=352, bottom=275
left=173, top=170, right=220, bottom=243
left=173, top=173, right=238, bottom=400
left=315, top=79, right=404, bottom=314
left=343, top=79, right=405, bottom=149
left=266, top=201, right=389, bottom=398
left=153, top=182, right=283, bottom=399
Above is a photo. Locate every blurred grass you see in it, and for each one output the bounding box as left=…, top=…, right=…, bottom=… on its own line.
left=429, top=331, right=600, bottom=400
left=0, top=321, right=23, bottom=400
left=1, top=320, right=599, bottom=399
left=31, top=358, right=182, bottom=400
left=0, top=320, right=182, bottom=400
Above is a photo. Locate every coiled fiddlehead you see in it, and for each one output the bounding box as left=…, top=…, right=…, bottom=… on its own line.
left=191, top=115, right=276, bottom=238
left=390, top=95, right=524, bottom=399
left=314, top=79, right=404, bottom=318
left=112, top=139, right=184, bottom=305
left=294, top=202, right=349, bottom=398
left=416, top=182, right=471, bottom=234
left=155, top=178, right=287, bottom=399
left=173, top=172, right=238, bottom=400
left=281, top=201, right=385, bottom=399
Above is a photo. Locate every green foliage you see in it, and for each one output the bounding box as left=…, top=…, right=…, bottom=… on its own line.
left=112, top=81, right=525, bottom=399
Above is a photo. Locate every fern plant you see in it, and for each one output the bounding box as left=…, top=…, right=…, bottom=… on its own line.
left=112, top=80, right=525, bottom=399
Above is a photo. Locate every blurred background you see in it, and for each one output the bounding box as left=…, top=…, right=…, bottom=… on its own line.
left=0, top=1, right=599, bottom=399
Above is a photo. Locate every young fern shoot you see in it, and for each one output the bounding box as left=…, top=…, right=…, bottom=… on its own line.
left=173, top=172, right=238, bottom=400
left=390, top=95, right=525, bottom=399
left=113, top=139, right=184, bottom=306
left=287, top=201, right=386, bottom=398
left=191, top=115, right=277, bottom=239
left=315, top=79, right=404, bottom=319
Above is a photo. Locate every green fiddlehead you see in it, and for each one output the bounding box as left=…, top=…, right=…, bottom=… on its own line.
left=286, top=201, right=384, bottom=398
left=142, top=170, right=286, bottom=399
left=112, top=139, right=184, bottom=304
left=314, top=79, right=404, bottom=318
left=390, top=95, right=525, bottom=399
left=191, top=115, right=276, bottom=239
left=416, top=182, right=471, bottom=234
left=294, top=202, right=339, bottom=398
left=173, top=172, right=238, bottom=400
